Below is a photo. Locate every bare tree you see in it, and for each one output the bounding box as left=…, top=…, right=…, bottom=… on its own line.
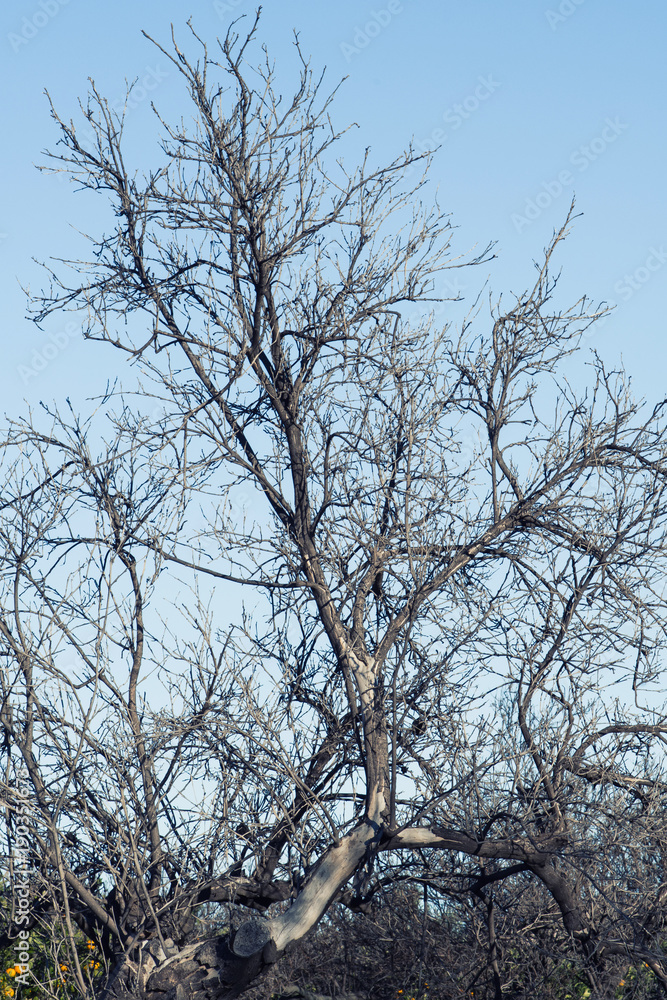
left=2, top=15, right=667, bottom=1000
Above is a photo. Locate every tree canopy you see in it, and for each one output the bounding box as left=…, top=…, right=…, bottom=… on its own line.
left=2, top=16, right=667, bottom=1000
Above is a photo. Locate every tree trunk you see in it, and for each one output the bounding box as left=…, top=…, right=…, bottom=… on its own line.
left=104, top=815, right=385, bottom=999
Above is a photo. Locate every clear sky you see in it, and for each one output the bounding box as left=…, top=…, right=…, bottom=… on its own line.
left=1, top=0, right=665, bottom=414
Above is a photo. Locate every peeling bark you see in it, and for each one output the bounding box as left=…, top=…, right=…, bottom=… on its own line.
left=100, top=814, right=386, bottom=999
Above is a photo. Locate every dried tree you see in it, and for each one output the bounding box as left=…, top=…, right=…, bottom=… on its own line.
left=2, top=15, right=667, bottom=1000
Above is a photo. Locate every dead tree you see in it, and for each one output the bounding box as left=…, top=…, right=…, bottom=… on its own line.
left=2, top=15, right=667, bottom=1000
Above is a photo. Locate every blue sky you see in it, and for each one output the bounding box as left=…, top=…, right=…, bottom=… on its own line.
left=1, top=0, right=665, bottom=413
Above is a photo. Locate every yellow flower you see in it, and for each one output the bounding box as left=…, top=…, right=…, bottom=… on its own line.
left=87, top=940, right=96, bottom=950
left=4, top=988, right=14, bottom=997
left=5, top=971, right=14, bottom=979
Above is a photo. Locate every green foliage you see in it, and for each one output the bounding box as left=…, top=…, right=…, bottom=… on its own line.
left=0, top=930, right=104, bottom=1000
